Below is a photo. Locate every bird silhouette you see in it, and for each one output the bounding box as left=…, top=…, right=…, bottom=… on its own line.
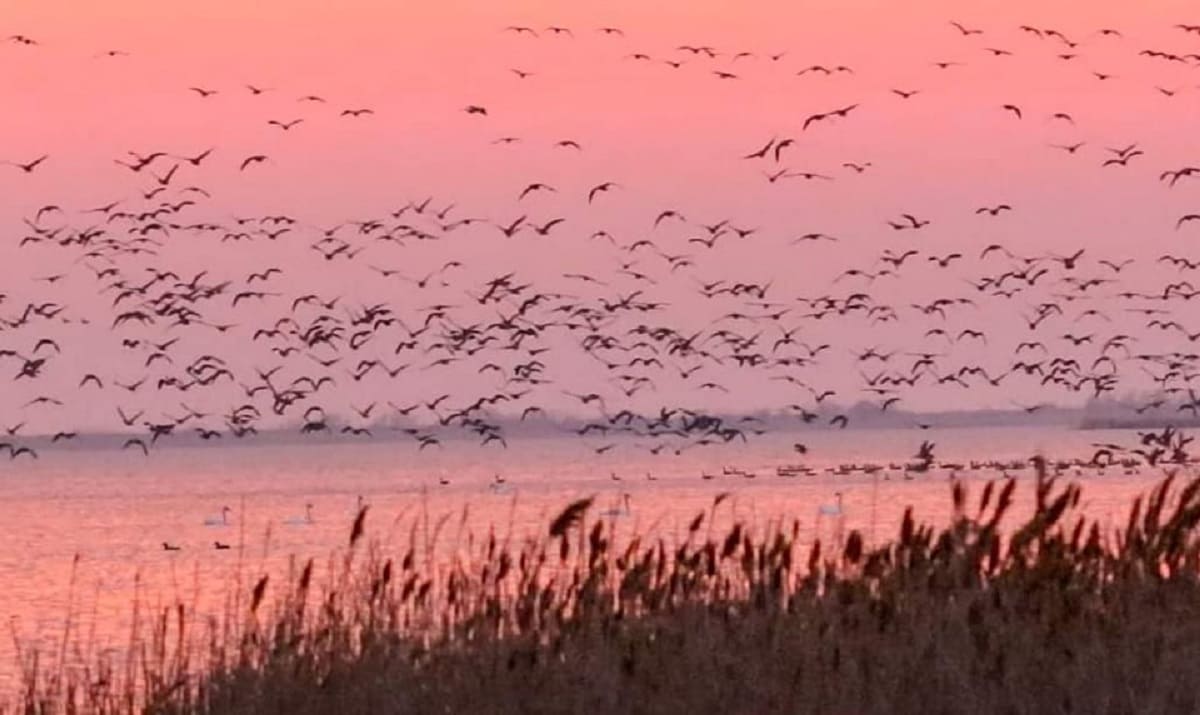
left=4, top=155, right=48, bottom=173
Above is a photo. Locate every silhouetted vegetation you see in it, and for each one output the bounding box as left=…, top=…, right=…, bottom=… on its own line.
left=13, top=465, right=1200, bottom=714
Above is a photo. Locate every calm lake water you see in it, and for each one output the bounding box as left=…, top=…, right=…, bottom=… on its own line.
left=0, top=425, right=1181, bottom=688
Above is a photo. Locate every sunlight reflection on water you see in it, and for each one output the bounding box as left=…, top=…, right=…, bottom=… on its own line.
left=0, top=426, right=1178, bottom=686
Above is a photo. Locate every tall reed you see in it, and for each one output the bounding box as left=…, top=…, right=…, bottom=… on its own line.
left=12, top=466, right=1200, bottom=714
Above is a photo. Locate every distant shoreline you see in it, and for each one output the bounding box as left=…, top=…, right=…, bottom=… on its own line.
left=4, top=406, right=1196, bottom=450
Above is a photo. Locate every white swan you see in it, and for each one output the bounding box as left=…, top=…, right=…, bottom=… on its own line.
left=203, top=506, right=232, bottom=526
left=285, top=503, right=315, bottom=525
left=817, top=492, right=847, bottom=547
left=818, top=492, right=844, bottom=517
left=602, top=493, right=632, bottom=517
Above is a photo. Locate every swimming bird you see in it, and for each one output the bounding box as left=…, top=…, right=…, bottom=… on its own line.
left=204, top=506, right=232, bottom=526
left=818, top=492, right=844, bottom=517
left=284, top=504, right=315, bottom=525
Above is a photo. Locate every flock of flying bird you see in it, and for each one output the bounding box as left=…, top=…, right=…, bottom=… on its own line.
left=2, top=18, right=1200, bottom=469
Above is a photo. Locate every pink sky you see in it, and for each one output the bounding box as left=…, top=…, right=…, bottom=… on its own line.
left=1, top=1, right=1199, bottom=433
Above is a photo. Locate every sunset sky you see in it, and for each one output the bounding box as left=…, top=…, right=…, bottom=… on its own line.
left=1, top=1, right=1199, bottom=435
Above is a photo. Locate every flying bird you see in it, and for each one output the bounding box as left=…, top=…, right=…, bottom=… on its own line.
left=239, top=155, right=269, bottom=170
left=4, top=155, right=48, bottom=173
left=588, top=182, right=619, bottom=203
